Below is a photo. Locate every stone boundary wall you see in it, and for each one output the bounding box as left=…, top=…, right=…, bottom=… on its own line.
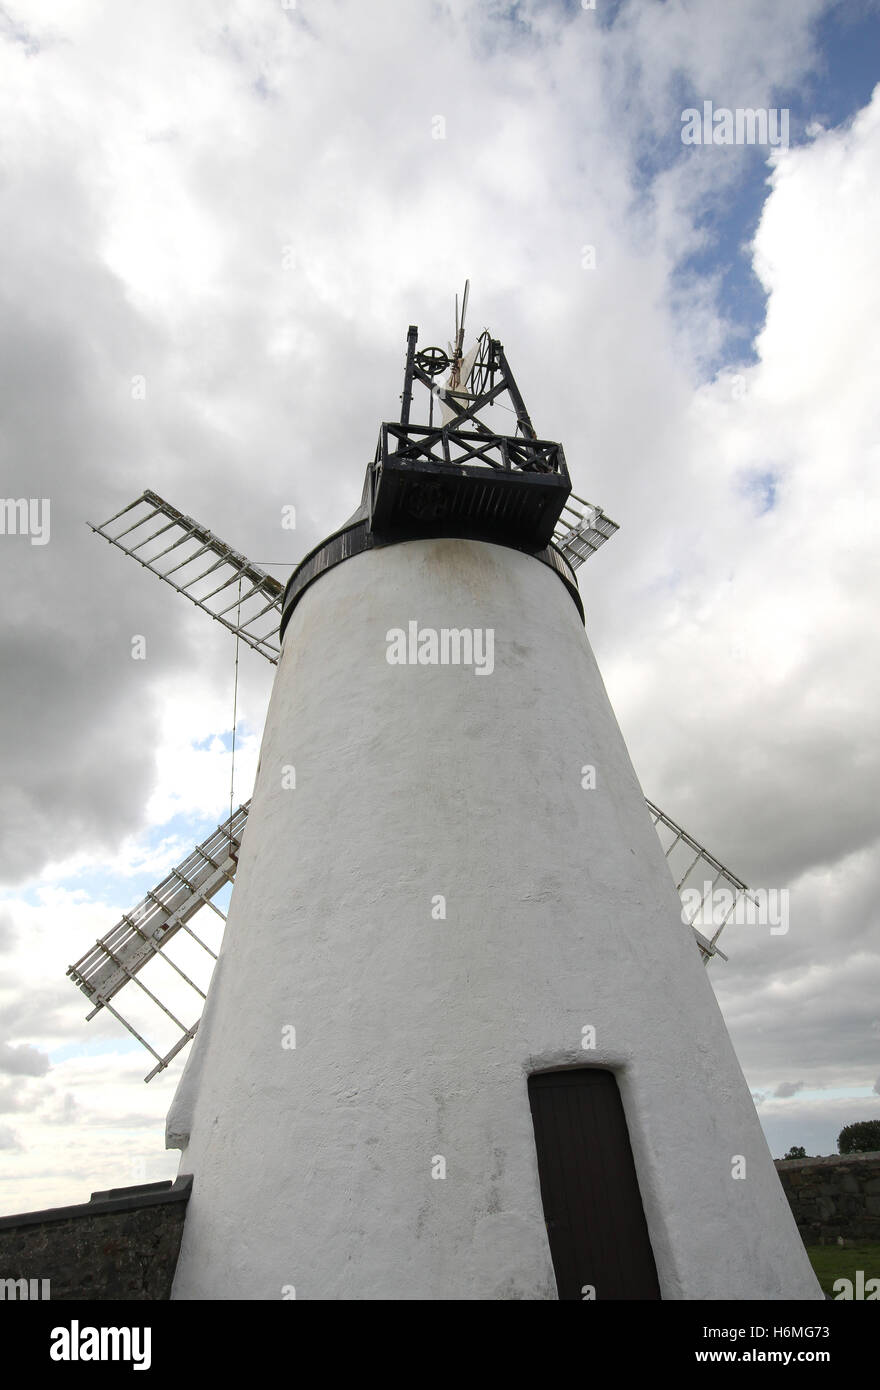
left=0, top=1175, right=192, bottom=1300
left=775, top=1151, right=880, bottom=1245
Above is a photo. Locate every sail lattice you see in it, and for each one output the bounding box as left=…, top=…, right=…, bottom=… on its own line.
left=90, top=491, right=283, bottom=664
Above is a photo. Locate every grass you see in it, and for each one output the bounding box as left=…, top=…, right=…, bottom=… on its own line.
left=805, top=1243, right=880, bottom=1298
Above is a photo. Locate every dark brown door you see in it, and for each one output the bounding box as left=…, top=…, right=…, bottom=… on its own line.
left=528, top=1068, right=661, bottom=1300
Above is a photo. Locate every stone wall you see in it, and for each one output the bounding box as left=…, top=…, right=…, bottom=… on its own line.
left=0, top=1176, right=192, bottom=1300
left=775, top=1151, right=880, bottom=1244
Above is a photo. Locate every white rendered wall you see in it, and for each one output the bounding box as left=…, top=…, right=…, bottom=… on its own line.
left=167, top=537, right=822, bottom=1301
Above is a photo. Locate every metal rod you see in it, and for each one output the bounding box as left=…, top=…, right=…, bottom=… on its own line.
left=143, top=525, right=199, bottom=565
left=495, top=343, right=536, bottom=439
left=400, top=324, right=417, bottom=427
left=162, top=539, right=215, bottom=577
left=128, top=968, right=195, bottom=1028
left=645, top=799, right=750, bottom=891
left=214, top=579, right=268, bottom=618
left=126, top=519, right=179, bottom=555
left=101, top=1000, right=164, bottom=1062
left=119, top=914, right=209, bottom=998
left=143, top=1021, right=200, bottom=1082
left=177, top=554, right=231, bottom=590
left=178, top=919, right=219, bottom=960
left=676, top=848, right=704, bottom=891
left=88, top=493, right=150, bottom=530
left=106, top=506, right=162, bottom=543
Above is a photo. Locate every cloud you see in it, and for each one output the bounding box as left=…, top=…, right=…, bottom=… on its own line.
left=0, top=1125, right=23, bottom=1152
left=0, top=1041, right=50, bottom=1077
left=44, top=1093, right=81, bottom=1127
left=757, top=1091, right=880, bottom=1160
left=0, top=912, right=14, bottom=953
left=0, top=1080, right=43, bottom=1114
left=774, top=1080, right=807, bottom=1099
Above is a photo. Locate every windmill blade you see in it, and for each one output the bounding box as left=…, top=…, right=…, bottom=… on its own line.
left=67, top=803, right=249, bottom=1082
left=90, top=490, right=283, bottom=664
left=552, top=491, right=619, bottom=568
left=646, top=799, right=761, bottom=963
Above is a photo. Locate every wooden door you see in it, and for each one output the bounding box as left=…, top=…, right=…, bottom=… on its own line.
left=528, top=1068, right=661, bottom=1300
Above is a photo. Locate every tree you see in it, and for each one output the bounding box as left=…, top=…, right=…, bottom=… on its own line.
left=783, top=1145, right=807, bottom=1160
left=838, top=1120, right=880, bottom=1154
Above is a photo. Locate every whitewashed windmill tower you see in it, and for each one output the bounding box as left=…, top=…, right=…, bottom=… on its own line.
left=70, top=291, right=821, bottom=1300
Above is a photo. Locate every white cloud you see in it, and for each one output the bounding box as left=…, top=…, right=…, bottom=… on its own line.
left=0, top=1125, right=24, bottom=1153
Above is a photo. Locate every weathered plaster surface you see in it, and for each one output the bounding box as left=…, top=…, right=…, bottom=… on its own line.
left=169, top=538, right=822, bottom=1300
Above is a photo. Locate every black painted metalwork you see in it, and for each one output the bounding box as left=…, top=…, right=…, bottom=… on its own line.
left=280, top=515, right=584, bottom=641
left=370, top=321, right=571, bottom=551
left=280, top=313, right=594, bottom=637
left=400, top=324, right=418, bottom=426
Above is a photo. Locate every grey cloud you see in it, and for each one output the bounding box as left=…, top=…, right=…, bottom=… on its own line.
left=0, top=985, right=86, bottom=1044
left=774, top=1080, right=807, bottom=1099
left=0, top=1041, right=50, bottom=1076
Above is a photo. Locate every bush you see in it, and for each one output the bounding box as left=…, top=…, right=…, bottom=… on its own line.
left=838, top=1121, right=880, bottom=1154
left=783, top=1145, right=807, bottom=1160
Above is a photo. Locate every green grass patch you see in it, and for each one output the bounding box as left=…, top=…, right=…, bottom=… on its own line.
left=805, top=1243, right=880, bottom=1298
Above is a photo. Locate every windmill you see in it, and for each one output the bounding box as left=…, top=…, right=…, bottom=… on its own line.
left=67, top=292, right=821, bottom=1300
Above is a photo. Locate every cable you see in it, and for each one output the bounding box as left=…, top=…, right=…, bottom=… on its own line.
left=229, top=577, right=241, bottom=848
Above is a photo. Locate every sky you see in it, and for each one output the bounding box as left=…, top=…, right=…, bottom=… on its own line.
left=1, top=0, right=879, bottom=1215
